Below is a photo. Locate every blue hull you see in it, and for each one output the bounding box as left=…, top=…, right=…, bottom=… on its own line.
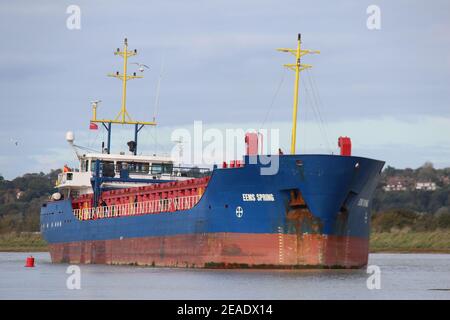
left=41, top=154, right=384, bottom=268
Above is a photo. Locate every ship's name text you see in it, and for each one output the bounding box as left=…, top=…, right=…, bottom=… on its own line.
left=242, top=193, right=275, bottom=201
left=358, top=198, right=369, bottom=208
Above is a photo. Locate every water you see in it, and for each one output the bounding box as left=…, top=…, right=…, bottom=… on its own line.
left=0, top=252, right=449, bottom=299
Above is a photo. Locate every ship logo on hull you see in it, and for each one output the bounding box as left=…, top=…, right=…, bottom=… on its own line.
left=236, top=206, right=244, bottom=218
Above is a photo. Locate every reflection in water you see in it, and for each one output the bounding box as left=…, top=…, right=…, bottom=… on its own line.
left=0, top=252, right=449, bottom=299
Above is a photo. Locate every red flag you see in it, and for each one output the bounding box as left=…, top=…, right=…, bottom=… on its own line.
left=89, top=122, right=98, bottom=130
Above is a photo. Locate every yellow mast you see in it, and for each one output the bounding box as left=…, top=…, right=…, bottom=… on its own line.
left=277, top=34, right=319, bottom=154
left=91, top=38, right=156, bottom=126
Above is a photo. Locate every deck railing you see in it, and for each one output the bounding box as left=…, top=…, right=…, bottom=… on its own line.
left=72, top=194, right=202, bottom=221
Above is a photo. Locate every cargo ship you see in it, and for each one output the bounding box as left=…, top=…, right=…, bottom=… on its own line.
left=41, top=35, right=384, bottom=268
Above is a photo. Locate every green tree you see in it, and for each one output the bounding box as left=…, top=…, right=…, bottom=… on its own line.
left=417, top=162, right=436, bottom=182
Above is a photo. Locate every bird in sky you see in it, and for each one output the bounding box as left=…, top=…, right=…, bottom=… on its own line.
left=131, top=62, right=150, bottom=73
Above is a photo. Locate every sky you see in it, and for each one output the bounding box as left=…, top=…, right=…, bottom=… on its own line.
left=0, top=0, right=449, bottom=179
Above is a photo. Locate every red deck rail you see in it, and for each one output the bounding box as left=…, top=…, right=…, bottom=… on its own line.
left=73, top=194, right=202, bottom=221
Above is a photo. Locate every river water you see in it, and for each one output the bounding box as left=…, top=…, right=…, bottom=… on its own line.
left=0, top=252, right=449, bottom=299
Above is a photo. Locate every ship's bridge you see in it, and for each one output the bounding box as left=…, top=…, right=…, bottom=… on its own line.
left=56, top=152, right=211, bottom=199
left=78, top=152, right=174, bottom=175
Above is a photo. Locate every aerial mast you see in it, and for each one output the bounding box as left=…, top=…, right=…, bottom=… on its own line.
left=90, top=38, right=156, bottom=155
left=277, top=34, right=319, bottom=154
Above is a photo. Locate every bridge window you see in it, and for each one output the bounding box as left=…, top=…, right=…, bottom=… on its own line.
left=129, top=162, right=149, bottom=174
left=102, top=161, right=115, bottom=177
left=81, top=160, right=88, bottom=172
left=162, top=163, right=173, bottom=174
left=151, top=163, right=173, bottom=175
left=151, top=163, right=162, bottom=174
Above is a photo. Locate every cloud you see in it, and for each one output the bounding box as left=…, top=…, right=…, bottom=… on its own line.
left=0, top=1, right=449, bottom=178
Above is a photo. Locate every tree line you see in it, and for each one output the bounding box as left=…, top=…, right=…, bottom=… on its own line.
left=373, top=162, right=450, bottom=215
left=0, top=162, right=450, bottom=234
left=0, top=170, right=60, bottom=233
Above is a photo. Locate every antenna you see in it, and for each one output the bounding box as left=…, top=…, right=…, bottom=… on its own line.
left=153, top=55, right=165, bottom=122
left=90, top=100, right=102, bottom=119
left=152, top=55, right=165, bottom=156
left=90, top=38, right=157, bottom=155
left=173, top=137, right=184, bottom=166
left=277, top=33, right=319, bottom=154
left=93, top=38, right=156, bottom=125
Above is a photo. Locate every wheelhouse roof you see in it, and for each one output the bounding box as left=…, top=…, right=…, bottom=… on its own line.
left=80, top=152, right=173, bottom=163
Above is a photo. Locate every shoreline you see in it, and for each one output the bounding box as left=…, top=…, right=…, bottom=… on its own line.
left=0, top=247, right=48, bottom=252
left=1, top=249, right=449, bottom=254
left=370, top=248, right=450, bottom=254
left=1, top=231, right=449, bottom=254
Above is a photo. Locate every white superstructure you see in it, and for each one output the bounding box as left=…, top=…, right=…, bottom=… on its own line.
left=57, top=152, right=208, bottom=199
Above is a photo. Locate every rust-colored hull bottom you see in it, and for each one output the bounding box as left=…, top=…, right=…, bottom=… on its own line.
left=48, top=233, right=369, bottom=269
